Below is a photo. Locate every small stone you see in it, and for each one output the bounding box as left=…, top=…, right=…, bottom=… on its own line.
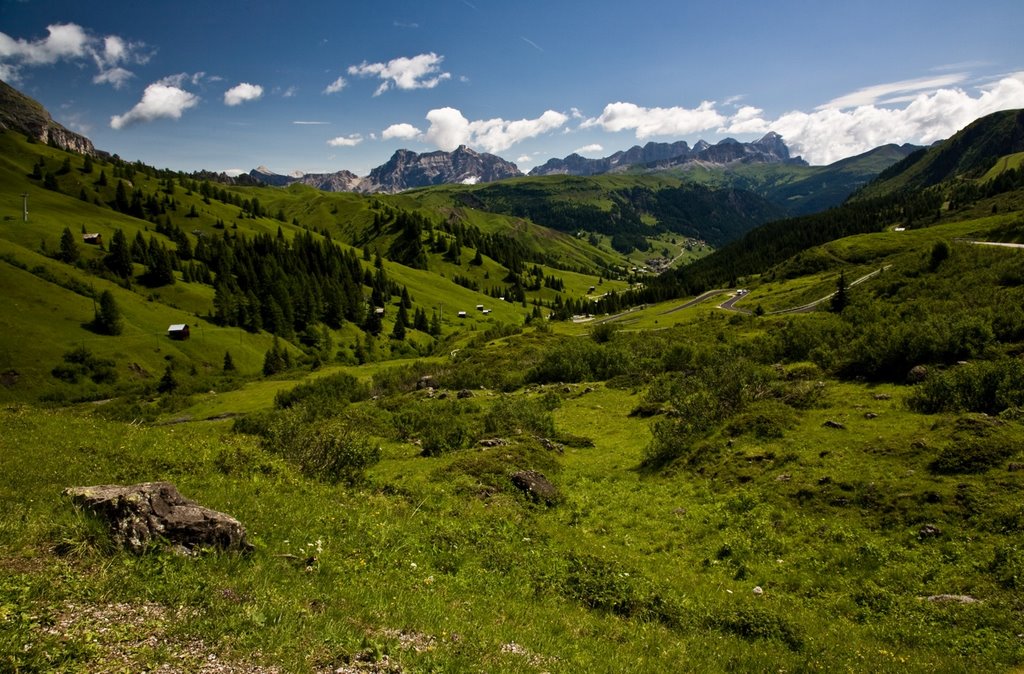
left=823, top=420, right=846, bottom=430
left=864, top=412, right=878, bottom=419
left=752, top=586, right=764, bottom=596
left=924, top=594, right=978, bottom=604
left=918, top=524, right=942, bottom=539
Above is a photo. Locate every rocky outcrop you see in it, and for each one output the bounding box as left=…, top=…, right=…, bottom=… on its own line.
left=248, top=145, right=522, bottom=194
left=64, top=482, right=251, bottom=553
left=0, top=80, right=97, bottom=155
left=363, top=145, right=522, bottom=193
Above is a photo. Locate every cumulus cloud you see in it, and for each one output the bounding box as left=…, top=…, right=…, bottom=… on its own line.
left=323, top=76, right=346, bottom=94
left=574, top=144, right=604, bottom=156
left=721, top=106, right=770, bottom=134
left=771, top=72, right=1024, bottom=164
left=382, top=123, right=422, bottom=140
left=327, top=134, right=363, bottom=147
left=110, top=82, right=199, bottom=129
left=0, top=23, right=148, bottom=88
left=424, top=107, right=569, bottom=153
left=348, top=52, right=450, bottom=96
left=582, top=101, right=726, bottom=139
left=224, top=82, right=263, bottom=106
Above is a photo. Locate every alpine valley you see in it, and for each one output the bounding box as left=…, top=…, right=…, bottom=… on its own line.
left=2, top=76, right=1024, bottom=674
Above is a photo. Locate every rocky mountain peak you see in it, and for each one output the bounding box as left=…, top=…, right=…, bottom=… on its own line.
left=0, top=80, right=97, bottom=156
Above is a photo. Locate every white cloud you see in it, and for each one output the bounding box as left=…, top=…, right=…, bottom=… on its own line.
left=0, top=23, right=148, bottom=86
left=424, top=108, right=472, bottom=150
left=327, top=134, right=363, bottom=147
left=92, top=66, right=133, bottom=89
left=110, top=82, right=199, bottom=129
left=382, top=123, right=422, bottom=140
left=424, top=107, right=569, bottom=153
left=574, top=144, right=604, bottom=156
left=582, top=101, right=726, bottom=139
left=818, top=73, right=968, bottom=110
left=721, top=105, right=769, bottom=134
left=224, top=82, right=263, bottom=106
left=772, top=72, right=1024, bottom=164
left=517, top=155, right=532, bottom=163
left=293, top=120, right=329, bottom=125
left=461, top=176, right=480, bottom=185
left=0, top=23, right=88, bottom=66
left=223, top=169, right=245, bottom=177
left=323, top=75, right=346, bottom=94
left=281, top=85, right=297, bottom=98
left=348, top=52, right=450, bottom=96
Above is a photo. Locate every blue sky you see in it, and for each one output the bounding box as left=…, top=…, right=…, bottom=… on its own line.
left=3, top=0, right=1024, bottom=176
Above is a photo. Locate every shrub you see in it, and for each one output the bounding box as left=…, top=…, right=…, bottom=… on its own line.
left=275, top=371, right=369, bottom=412
left=709, top=606, right=804, bottom=651
left=263, top=411, right=380, bottom=484
left=484, top=395, right=556, bottom=438
left=393, top=399, right=477, bottom=456
left=908, top=359, right=1024, bottom=414
left=929, top=437, right=1015, bottom=474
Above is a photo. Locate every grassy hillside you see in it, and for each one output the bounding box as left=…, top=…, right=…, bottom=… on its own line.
left=857, top=109, right=1024, bottom=198
left=3, top=96, right=1024, bottom=672
left=3, top=215, right=1024, bottom=670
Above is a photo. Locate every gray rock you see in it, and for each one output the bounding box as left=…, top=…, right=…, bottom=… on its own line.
left=823, top=420, right=846, bottom=430
left=64, top=482, right=251, bottom=554
left=924, top=594, right=979, bottom=604
left=510, top=470, right=560, bottom=506
left=907, top=365, right=929, bottom=383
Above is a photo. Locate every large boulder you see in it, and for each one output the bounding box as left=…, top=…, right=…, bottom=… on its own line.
left=64, top=482, right=251, bottom=553
left=509, top=470, right=561, bottom=506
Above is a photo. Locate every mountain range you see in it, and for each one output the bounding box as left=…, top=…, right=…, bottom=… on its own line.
left=528, top=132, right=805, bottom=177
left=248, top=133, right=809, bottom=194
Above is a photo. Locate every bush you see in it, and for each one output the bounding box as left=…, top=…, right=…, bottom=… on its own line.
left=725, top=400, right=798, bottom=439
left=929, top=437, right=1015, bottom=474
left=392, top=399, right=477, bottom=456
left=275, top=371, right=369, bottom=412
left=908, top=359, right=1024, bottom=414
left=262, top=411, right=380, bottom=484
left=552, top=553, right=683, bottom=627
left=484, top=395, right=556, bottom=438
left=709, top=606, right=804, bottom=651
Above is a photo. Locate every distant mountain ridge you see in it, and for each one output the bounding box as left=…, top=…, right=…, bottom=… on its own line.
left=249, top=145, right=522, bottom=194
left=529, top=132, right=806, bottom=177
left=0, top=79, right=98, bottom=156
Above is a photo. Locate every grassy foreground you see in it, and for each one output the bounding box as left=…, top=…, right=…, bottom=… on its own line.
left=2, top=358, right=1023, bottom=672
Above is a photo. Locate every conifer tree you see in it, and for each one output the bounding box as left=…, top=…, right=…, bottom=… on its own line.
left=104, top=229, right=134, bottom=278
left=157, top=364, right=178, bottom=393
left=93, top=290, right=123, bottom=335
left=58, top=227, right=79, bottom=264
left=830, top=272, right=848, bottom=313
left=391, top=304, right=408, bottom=340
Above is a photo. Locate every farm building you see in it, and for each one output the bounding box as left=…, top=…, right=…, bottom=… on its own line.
left=82, top=233, right=102, bottom=245
left=167, top=324, right=190, bottom=340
